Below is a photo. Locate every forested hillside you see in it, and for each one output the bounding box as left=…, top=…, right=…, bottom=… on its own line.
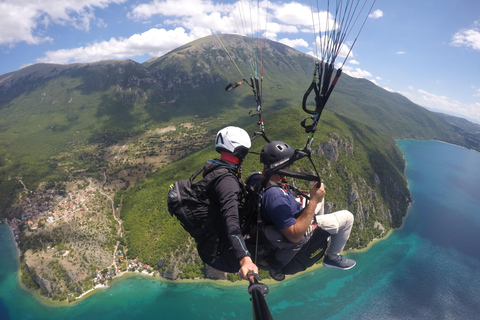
left=1, top=34, right=479, bottom=294
left=1, top=34, right=478, bottom=216
left=120, top=106, right=410, bottom=279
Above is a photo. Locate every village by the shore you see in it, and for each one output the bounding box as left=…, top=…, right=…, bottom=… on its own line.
left=6, top=185, right=101, bottom=240
left=2, top=183, right=166, bottom=302
left=76, top=259, right=157, bottom=300
left=4, top=217, right=160, bottom=302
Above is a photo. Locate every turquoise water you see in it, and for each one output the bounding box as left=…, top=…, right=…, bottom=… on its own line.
left=1, top=140, right=479, bottom=319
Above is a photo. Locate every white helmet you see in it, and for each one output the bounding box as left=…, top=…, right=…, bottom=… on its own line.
left=215, top=126, right=251, bottom=162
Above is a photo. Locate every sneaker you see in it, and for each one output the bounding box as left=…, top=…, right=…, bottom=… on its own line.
left=322, top=255, right=356, bottom=270
left=269, top=269, right=285, bottom=281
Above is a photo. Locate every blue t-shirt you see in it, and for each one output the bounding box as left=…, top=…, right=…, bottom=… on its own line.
left=262, top=186, right=302, bottom=230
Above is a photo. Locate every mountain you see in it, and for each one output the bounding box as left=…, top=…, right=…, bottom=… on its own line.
left=0, top=35, right=320, bottom=213
left=2, top=34, right=480, bottom=299
left=435, top=112, right=480, bottom=145
left=120, top=106, right=411, bottom=280
left=1, top=34, right=478, bottom=215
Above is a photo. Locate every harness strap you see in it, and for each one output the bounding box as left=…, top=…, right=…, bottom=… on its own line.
left=300, top=62, right=342, bottom=150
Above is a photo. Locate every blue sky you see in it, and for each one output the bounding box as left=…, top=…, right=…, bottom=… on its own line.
left=1, top=0, right=479, bottom=124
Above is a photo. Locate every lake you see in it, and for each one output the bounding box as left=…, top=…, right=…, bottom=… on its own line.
left=1, top=139, right=479, bottom=319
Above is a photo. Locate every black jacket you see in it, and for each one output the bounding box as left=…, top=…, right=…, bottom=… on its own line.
left=203, top=159, right=250, bottom=261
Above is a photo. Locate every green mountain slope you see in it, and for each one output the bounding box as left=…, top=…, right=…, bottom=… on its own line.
left=3, top=33, right=480, bottom=292
left=0, top=35, right=318, bottom=213
left=0, top=34, right=478, bottom=215
left=120, top=105, right=410, bottom=278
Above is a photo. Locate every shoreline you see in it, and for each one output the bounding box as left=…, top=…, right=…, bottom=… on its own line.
left=2, top=221, right=400, bottom=308
left=5, top=220, right=21, bottom=260
left=1, top=175, right=413, bottom=306
left=0, top=138, right=418, bottom=306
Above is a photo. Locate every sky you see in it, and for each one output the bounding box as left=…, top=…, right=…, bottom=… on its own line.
left=1, top=0, right=479, bottom=124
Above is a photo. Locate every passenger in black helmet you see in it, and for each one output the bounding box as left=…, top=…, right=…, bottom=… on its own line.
left=248, top=141, right=356, bottom=281
left=260, top=140, right=295, bottom=168
left=197, top=126, right=258, bottom=281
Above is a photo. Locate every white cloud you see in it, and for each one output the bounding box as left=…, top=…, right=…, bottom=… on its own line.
left=382, top=86, right=394, bottom=92
left=278, top=38, right=308, bottom=49
left=314, top=35, right=351, bottom=59
left=349, top=59, right=360, bottom=65
left=270, top=2, right=318, bottom=27
left=368, top=9, right=383, bottom=19
left=129, top=0, right=275, bottom=38
left=396, top=51, right=406, bottom=55
left=35, top=27, right=194, bottom=65
left=129, top=0, right=299, bottom=41
left=269, top=2, right=337, bottom=33
left=129, top=0, right=221, bottom=20
left=342, top=65, right=372, bottom=79
left=0, top=2, right=52, bottom=46
left=264, top=22, right=299, bottom=38
left=30, top=0, right=307, bottom=67
left=451, top=21, right=480, bottom=51
left=475, top=88, right=480, bottom=98
left=129, top=0, right=335, bottom=38
left=417, top=89, right=453, bottom=109
left=126, top=0, right=366, bottom=57
left=400, top=87, right=480, bottom=124
left=0, top=0, right=126, bottom=46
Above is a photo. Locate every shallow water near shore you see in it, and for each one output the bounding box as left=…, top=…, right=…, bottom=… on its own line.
left=1, top=139, right=480, bottom=319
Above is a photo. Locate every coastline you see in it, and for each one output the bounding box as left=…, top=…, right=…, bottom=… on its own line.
left=64, top=227, right=403, bottom=304
left=0, top=139, right=417, bottom=306
left=2, top=139, right=478, bottom=318
left=1, top=217, right=402, bottom=307
left=2, top=153, right=413, bottom=305
left=5, top=221, right=21, bottom=259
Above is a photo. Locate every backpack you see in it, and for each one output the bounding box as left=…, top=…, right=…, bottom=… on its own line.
left=167, top=164, right=238, bottom=240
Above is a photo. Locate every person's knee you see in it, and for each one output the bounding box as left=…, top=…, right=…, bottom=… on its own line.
left=317, top=214, right=339, bottom=234
left=334, top=210, right=354, bottom=228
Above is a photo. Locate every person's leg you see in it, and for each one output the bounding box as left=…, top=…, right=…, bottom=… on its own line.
left=281, top=227, right=329, bottom=275
left=322, top=210, right=353, bottom=259
left=316, top=210, right=356, bottom=269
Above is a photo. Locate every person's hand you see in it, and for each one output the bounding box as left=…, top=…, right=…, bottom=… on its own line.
left=309, top=182, right=325, bottom=203
left=238, top=256, right=258, bottom=281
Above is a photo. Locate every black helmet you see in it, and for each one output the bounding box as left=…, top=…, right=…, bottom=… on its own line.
left=260, top=141, right=294, bottom=168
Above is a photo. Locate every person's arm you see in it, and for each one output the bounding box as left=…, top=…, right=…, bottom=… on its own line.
left=280, top=182, right=325, bottom=243
left=215, top=175, right=258, bottom=278
left=238, top=256, right=258, bottom=280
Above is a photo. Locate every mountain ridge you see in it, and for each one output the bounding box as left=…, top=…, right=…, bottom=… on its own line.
left=1, top=34, right=480, bottom=300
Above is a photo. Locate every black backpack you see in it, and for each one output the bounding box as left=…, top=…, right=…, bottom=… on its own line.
left=167, top=164, right=237, bottom=240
